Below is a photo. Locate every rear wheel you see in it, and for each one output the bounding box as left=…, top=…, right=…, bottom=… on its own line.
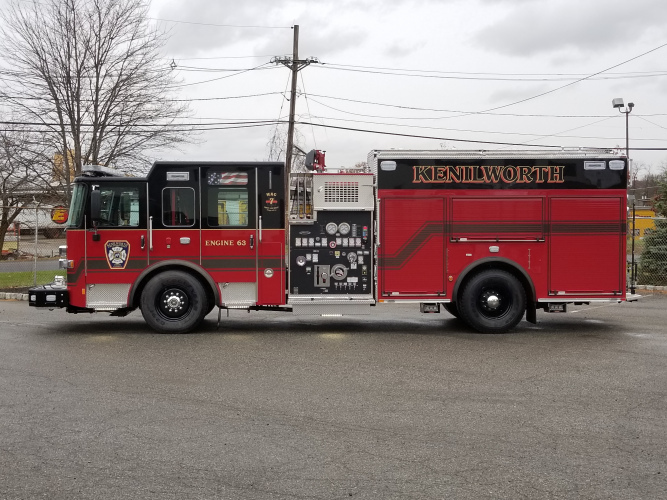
left=458, top=269, right=526, bottom=333
left=140, top=271, right=207, bottom=333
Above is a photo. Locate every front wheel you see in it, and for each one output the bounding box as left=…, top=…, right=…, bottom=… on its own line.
left=140, top=271, right=208, bottom=333
left=458, top=269, right=526, bottom=333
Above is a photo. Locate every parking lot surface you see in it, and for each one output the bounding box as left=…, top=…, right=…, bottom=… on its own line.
left=1, top=296, right=666, bottom=499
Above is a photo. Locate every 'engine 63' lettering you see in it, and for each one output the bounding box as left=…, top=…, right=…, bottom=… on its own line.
left=205, top=239, right=247, bottom=246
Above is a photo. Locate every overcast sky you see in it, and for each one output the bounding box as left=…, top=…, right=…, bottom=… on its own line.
left=5, top=0, right=667, bottom=174
left=147, top=0, right=667, bottom=174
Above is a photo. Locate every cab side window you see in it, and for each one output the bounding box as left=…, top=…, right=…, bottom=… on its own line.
left=205, top=171, right=249, bottom=227
left=209, top=187, right=248, bottom=227
left=163, top=187, right=195, bottom=227
left=97, top=186, right=140, bottom=227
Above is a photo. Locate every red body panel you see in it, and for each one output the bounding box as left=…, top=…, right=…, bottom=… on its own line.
left=65, top=229, right=87, bottom=308
left=380, top=197, right=445, bottom=296
left=256, top=231, right=285, bottom=305
left=378, top=189, right=626, bottom=302
left=65, top=228, right=148, bottom=308
left=549, top=197, right=624, bottom=294
left=66, top=227, right=286, bottom=309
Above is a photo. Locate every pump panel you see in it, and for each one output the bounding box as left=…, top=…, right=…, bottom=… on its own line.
left=289, top=211, right=373, bottom=297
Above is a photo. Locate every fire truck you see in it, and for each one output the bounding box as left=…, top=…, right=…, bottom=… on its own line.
left=29, top=149, right=631, bottom=334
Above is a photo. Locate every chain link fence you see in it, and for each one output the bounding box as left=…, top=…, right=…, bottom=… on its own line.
left=629, top=216, right=667, bottom=288
left=0, top=204, right=66, bottom=292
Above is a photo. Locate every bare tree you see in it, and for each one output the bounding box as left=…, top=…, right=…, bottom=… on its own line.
left=0, top=0, right=193, bottom=200
left=267, top=123, right=306, bottom=171
left=0, top=127, right=54, bottom=258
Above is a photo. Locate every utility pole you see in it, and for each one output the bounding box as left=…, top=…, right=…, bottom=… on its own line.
left=272, top=25, right=319, bottom=215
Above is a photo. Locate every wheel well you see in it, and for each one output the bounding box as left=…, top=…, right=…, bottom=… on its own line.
left=452, top=259, right=535, bottom=306
left=129, top=263, right=218, bottom=310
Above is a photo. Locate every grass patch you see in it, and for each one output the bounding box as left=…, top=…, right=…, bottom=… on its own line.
left=0, top=270, right=62, bottom=290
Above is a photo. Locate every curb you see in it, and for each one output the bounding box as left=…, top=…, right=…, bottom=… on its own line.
left=634, top=285, right=667, bottom=295
left=0, top=292, right=30, bottom=301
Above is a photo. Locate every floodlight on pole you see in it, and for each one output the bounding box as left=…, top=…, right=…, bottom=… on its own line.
left=612, top=97, right=634, bottom=183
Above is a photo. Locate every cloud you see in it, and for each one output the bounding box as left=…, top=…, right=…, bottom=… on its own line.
left=473, top=0, right=667, bottom=57
left=154, top=0, right=447, bottom=59
left=485, top=84, right=551, bottom=106
left=383, top=39, right=428, bottom=58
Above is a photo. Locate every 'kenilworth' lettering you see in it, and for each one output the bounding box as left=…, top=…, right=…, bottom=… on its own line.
left=412, top=165, right=565, bottom=184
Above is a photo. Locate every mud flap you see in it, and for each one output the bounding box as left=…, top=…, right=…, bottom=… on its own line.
left=526, top=302, right=537, bottom=324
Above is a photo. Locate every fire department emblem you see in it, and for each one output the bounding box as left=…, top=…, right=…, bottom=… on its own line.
left=105, top=241, right=130, bottom=269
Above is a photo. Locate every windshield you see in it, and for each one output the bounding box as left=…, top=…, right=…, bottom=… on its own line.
left=66, top=183, right=87, bottom=228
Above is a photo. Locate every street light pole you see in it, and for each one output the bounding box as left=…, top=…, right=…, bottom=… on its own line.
left=612, top=97, right=635, bottom=295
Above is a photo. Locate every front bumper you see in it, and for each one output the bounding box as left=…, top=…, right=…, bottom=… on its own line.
left=29, top=283, right=69, bottom=308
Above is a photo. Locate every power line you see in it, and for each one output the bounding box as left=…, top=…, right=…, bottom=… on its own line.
left=268, top=72, right=293, bottom=161
left=168, top=62, right=274, bottom=88
left=173, top=65, right=278, bottom=72
left=168, top=54, right=277, bottom=61
left=636, top=115, right=667, bottom=131
left=1, top=91, right=283, bottom=103
left=2, top=118, right=666, bottom=150
left=299, top=72, right=317, bottom=149
left=467, top=41, right=667, bottom=116
left=323, top=62, right=667, bottom=78
left=294, top=121, right=667, bottom=151
left=302, top=92, right=667, bottom=118
left=316, top=64, right=667, bottom=82
left=301, top=113, right=664, bottom=142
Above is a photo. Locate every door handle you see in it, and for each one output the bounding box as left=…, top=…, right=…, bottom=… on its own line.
left=141, top=235, right=145, bottom=250
left=250, top=234, right=254, bottom=249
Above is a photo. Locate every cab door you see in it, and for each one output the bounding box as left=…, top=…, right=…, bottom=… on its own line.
left=85, top=181, right=148, bottom=309
left=201, top=164, right=286, bottom=307
left=256, top=165, right=285, bottom=305
left=201, top=167, right=259, bottom=307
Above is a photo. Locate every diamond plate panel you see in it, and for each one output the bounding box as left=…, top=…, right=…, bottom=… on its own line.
left=219, top=282, right=257, bottom=306
left=290, top=302, right=373, bottom=315
left=86, top=283, right=130, bottom=309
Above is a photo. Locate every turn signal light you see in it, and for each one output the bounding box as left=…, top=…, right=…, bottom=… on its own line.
left=59, top=259, right=74, bottom=269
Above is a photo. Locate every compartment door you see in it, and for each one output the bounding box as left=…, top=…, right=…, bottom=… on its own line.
left=380, top=197, right=445, bottom=296
left=549, top=197, right=624, bottom=294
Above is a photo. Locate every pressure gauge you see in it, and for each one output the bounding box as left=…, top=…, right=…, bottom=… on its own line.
left=331, top=264, right=348, bottom=280
left=348, top=252, right=357, bottom=263
left=338, top=222, right=351, bottom=235
left=325, top=222, right=338, bottom=235
left=296, top=255, right=306, bottom=266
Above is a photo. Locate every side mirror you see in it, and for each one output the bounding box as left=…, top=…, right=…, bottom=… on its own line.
left=90, top=190, right=101, bottom=224
left=90, top=189, right=101, bottom=241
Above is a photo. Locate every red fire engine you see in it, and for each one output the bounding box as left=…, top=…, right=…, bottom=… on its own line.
left=29, top=149, right=631, bottom=333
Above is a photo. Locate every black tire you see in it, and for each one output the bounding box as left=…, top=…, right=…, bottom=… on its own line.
left=443, top=302, right=460, bottom=318
left=458, top=269, right=526, bottom=333
left=140, top=271, right=208, bottom=333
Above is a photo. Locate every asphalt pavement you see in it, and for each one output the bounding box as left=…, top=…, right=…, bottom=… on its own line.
left=0, top=296, right=666, bottom=499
